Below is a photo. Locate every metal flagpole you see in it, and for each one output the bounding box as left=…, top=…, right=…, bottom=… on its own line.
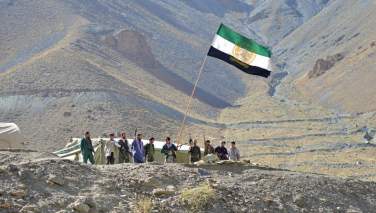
left=176, top=55, right=209, bottom=146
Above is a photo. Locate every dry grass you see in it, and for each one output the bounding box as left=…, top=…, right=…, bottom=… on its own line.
left=132, top=197, right=153, bottom=213
left=179, top=183, right=215, bottom=212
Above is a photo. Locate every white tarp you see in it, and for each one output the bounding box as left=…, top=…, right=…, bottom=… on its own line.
left=54, top=138, right=194, bottom=164
left=0, top=123, right=23, bottom=149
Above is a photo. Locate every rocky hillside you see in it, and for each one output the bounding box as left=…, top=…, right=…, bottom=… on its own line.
left=1, top=151, right=376, bottom=213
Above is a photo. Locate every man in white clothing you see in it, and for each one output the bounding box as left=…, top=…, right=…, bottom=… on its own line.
left=228, top=141, right=240, bottom=161
left=105, top=133, right=116, bottom=164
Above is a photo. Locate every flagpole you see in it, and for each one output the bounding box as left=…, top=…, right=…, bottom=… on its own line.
left=176, top=55, right=209, bottom=146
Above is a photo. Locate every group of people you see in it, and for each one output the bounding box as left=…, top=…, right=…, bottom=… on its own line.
left=188, top=139, right=240, bottom=163
left=80, top=131, right=240, bottom=165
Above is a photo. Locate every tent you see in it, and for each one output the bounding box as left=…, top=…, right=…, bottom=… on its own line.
left=0, top=123, right=23, bottom=149
left=53, top=138, right=194, bottom=164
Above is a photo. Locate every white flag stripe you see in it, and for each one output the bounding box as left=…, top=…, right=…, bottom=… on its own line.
left=211, top=34, right=235, bottom=55
left=211, top=34, right=272, bottom=71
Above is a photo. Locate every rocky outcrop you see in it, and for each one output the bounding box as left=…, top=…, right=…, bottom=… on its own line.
left=308, top=53, right=344, bottom=78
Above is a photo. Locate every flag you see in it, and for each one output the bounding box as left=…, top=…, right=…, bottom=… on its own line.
left=208, top=24, right=272, bottom=78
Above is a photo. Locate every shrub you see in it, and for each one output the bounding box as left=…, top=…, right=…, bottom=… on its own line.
left=179, top=183, right=215, bottom=211
left=133, top=197, right=153, bottom=213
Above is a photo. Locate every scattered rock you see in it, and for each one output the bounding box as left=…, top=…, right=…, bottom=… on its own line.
left=69, top=200, right=90, bottom=213
left=10, top=190, right=27, bottom=198
left=293, top=194, right=306, bottom=208
left=0, top=202, right=12, bottom=209
left=346, top=206, right=363, bottom=213
left=7, top=164, right=18, bottom=172
left=166, top=185, right=176, bottom=192
left=20, top=204, right=39, bottom=213
left=152, top=188, right=175, bottom=197
left=197, top=168, right=211, bottom=177
left=47, top=174, right=65, bottom=186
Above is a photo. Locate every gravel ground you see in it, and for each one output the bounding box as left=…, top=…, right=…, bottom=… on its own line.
left=1, top=151, right=376, bottom=213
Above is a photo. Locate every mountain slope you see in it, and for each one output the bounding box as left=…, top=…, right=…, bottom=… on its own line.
left=0, top=0, right=352, bottom=153
left=275, top=0, right=376, bottom=112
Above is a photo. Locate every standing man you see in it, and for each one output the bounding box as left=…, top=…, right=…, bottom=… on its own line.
left=228, top=141, right=240, bottom=161
left=144, top=137, right=155, bottom=163
left=132, top=133, right=145, bottom=163
left=105, top=133, right=116, bottom=164
left=188, top=139, right=201, bottom=163
left=117, top=132, right=131, bottom=163
left=161, top=137, right=177, bottom=163
left=215, top=141, right=229, bottom=160
left=80, top=131, right=95, bottom=164
left=204, top=140, right=215, bottom=156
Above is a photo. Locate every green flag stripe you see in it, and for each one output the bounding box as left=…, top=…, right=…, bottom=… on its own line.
left=217, top=24, right=272, bottom=57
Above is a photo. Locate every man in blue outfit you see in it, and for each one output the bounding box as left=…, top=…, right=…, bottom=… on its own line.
left=132, top=133, right=145, bottom=163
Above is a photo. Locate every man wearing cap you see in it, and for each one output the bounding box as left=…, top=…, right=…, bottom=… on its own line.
left=132, top=133, right=145, bottom=163
left=80, top=131, right=95, bottom=164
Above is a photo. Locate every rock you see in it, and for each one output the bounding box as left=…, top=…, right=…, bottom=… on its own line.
left=10, top=190, right=27, bottom=198
left=55, top=211, right=69, bottom=213
left=197, top=168, right=211, bottom=177
left=293, top=194, right=306, bottom=208
left=20, top=204, right=39, bottom=213
left=308, top=53, right=344, bottom=78
left=7, top=164, right=18, bottom=173
left=47, top=174, right=65, bottom=186
left=69, top=200, right=90, bottom=213
left=0, top=167, right=6, bottom=174
left=152, top=188, right=175, bottom=197
left=0, top=202, right=12, bottom=209
left=18, top=184, right=27, bottom=190
left=346, top=206, right=362, bottom=213
left=166, top=185, right=176, bottom=192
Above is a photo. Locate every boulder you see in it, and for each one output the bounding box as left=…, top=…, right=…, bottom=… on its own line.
left=293, top=194, right=306, bottom=208
left=10, top=190, right=27, bottom=198
left=152, top=188, right=175, bottom=197
left=0, top=202, right=12, bottom=209
left=70, top=200, right=90, bottom=213
left=47, top=174, right=65, bottom=186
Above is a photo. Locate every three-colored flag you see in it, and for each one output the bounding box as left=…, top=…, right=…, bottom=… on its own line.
left=208, top=24, right=272, bottom=78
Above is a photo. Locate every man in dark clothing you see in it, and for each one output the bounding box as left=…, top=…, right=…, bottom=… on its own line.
left=215, top=141, right=229, bottom=160
left=80, top=131, right=95, bottom=164
left=144, top=137, right=155, bottom=162
left=117, top=132, right=131, bottom=163
left=161, top=137, right=177, bottom=163
left=204, top=140, right=215, bottom=156
left=188, top=139, right=201, bottom=163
